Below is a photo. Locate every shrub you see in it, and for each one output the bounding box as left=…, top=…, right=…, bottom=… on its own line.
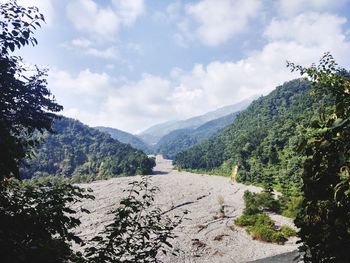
left=235, top=214, right=257, bottom=227
left=280, top=225, right=297, bottom=237
left=243, top=190, right=280, bottom=215
left=235, top=213, right=274, bottom=227
left=247, top=225, right=287, bottom=244
left=280, top=196, right=303, bottom=218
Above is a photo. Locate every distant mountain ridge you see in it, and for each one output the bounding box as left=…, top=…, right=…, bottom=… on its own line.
left=95, top=126, right=151, bottom=153
left=138, top=97, right=256, bottom=145
left=156, top=111, right=239, bottom=159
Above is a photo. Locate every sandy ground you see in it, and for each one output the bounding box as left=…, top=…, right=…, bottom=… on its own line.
left=74, top=155, right=298, bottom=263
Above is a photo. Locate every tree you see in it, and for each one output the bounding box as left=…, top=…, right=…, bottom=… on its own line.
left=0, top=179, right=94, bottom=263
left=288, top=53, right=350, bottom=262
left=0, top=0, right=62, bottom=179
left=0, top=2, right=91, bottom=262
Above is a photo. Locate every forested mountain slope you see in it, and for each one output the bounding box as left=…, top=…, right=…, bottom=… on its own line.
left=139, top=98, right=254, bottom=145
left=156, top=112, right=239, bottom=159
left=174, top=79, right=330, bottom=194
left=95, top=126, right=151, bottom=153
left=20, top=118, right=155, bottom=179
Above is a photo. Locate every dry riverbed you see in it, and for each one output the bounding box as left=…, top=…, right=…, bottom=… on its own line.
left=74, top=155, right=298, bottom=263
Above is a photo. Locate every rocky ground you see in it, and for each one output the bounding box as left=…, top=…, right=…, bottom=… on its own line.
left=74, top=155, right=298, bottom=263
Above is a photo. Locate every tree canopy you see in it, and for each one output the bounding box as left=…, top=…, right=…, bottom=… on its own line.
left=0, top=0, right=62, bottom=179
left=289, top=53, right=350, bottom=262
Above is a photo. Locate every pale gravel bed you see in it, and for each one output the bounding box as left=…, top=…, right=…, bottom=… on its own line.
left=74, top=155, right=298, bottom=263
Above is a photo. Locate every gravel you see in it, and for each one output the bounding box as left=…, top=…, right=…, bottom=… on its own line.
left=74, top=155, right=299, bottom=263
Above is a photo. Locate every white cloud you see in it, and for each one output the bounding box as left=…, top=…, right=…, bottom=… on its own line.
left=48, top=11, right=350, bottom=134
left=277, top=0, right=349, bottom=17
left=66, top=0, right=144, bottom=40
left=185, top=0, right=261, bottom=46
left=85, top=46, right=119, bottom=59
left=265, top=13, right=347, bottom=46
left=262, top=13, right=350, bottom=67
left=71, top=38, right=92, bottom=48
left=62, top=39, right=119, bottom=59
left=112, top=0, right=145, bottom=25
left=66, top=0, right=120, bottom=40
left=48, top=70, right=174, bottom=133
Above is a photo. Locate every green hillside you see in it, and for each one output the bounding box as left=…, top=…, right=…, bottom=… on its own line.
left=20, top=117, right=156, bottom=180
left=156, top=112, right=239, bottom=159
left=174, top=79, right=330, bottom=194
left=95, top=126, right=151, bottom=153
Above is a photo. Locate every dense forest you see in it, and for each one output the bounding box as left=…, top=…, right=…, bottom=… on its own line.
left=20, top=117, right=155, bottom=180
left=174, top=79, right=330, bottom=195
left=95, top=126, right=151, bottom=154
left=156, top=112, right=238, bottom=159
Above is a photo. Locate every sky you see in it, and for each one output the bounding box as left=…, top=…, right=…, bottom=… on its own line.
left=7, top=0, right=350, bottom=134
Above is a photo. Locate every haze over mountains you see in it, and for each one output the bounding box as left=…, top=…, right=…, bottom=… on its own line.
left=93, top=97, right=257, bottom=157
left=155, top=111, right=240, bottom=159
left=138, top=97, right=256, bottom=145
left=95, top=126, right=151, bottom=154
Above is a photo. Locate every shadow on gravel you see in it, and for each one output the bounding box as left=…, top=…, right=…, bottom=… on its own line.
left=249, top=251, right=301, bottom=263
left=152, top=171, right=169, bottom=175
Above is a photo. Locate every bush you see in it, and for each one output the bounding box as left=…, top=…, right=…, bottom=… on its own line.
left=280, top=225, right=297, bottom=237
left=280, top=196, right=303, bottom=218
left=243, top=190, right=280, bottom=215
left=234, top=213, right=274, bottom=227
left=247, top=225, right=287, bottom=244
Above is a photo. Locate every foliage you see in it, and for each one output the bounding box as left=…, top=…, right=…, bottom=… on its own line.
left=20, top=117, right=156, bottom=179
left=280, top=225, right=297, bottom=237
left=279, top=195, right=303, bottom=218
left=288, top=53, right=350, bottom=262
left=235, top=213, right=274, bottom=227
left=247, top=225, right=287, bottom=244
left=0, top=0, right=44, bottom=53
left=156, top=112, right=238, bottom=159
left=174, top=79, right=331, bottom=195
left=85, top=176, right=184, bottom=263
left=0, top=0, right=62, bottom=179
left=243, top=190, right=280, bottom=215
left=0, top=178, right=94, bottom=263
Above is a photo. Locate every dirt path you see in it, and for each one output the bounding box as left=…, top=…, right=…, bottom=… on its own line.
left=75, top=155, right=298, bottom=262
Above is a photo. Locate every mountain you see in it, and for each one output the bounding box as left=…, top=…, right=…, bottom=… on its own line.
left=20, top=117, right=156, bottom=180
left=156, top=111, right=239, bottom=159
left=174, top=79, right=331, bottom=194
left=95, top=126, right=151, bottom=153
left=138, top=97, right=255, bottom=145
